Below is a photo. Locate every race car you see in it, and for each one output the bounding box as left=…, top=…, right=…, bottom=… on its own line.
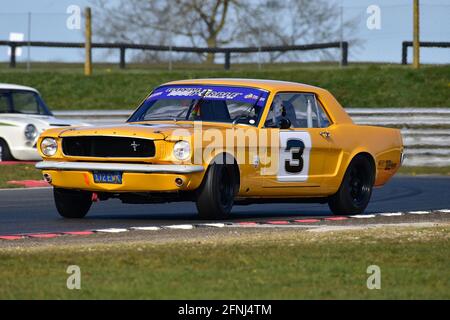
left=35, top=79, right=403, bottom=219
left=0, top=83, right=87, bottom=161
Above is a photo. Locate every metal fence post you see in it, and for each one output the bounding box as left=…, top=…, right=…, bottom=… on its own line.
left=341, top=42, right=348, bottom=66
left=84, top=7, right=92, bottom=76
left=27, top=12, right=31, bottom=71
left=119, top=46, right=126, bottom=69
left=224, top=51, right=231, bottom=70
left=412, top=0, right=420, bottom=69
left=402, top=42, right=408, bottom=65
left=9, top=44, right=16, bottom=68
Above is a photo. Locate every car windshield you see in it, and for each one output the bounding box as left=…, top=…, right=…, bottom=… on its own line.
left=128, top=85, right=269, bottom=126
left=0, top=90, right=52, bottom=116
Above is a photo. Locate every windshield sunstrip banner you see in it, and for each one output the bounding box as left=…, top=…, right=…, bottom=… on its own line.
left=147, top=85, right=269, bottom=107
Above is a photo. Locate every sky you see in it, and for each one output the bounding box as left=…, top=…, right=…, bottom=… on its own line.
left=0, top=0, right=449, bottom=64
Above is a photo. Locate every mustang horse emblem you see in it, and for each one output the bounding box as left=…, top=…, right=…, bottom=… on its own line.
left=130, top=141, right=140, bottom=152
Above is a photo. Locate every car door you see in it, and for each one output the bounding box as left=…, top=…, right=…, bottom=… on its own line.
left=261, top=92, right=332, bottom=195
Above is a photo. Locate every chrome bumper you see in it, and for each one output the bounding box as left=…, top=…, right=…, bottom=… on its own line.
left=36, top=161, right=204, bottom=174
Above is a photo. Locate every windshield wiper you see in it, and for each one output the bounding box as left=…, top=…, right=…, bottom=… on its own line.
left=232, top=93, right=263, bottom=125
left=173, top=108, right=189, bottom=122
left=141, top=117, right=182, bottom=121
left=231, top=106, right=253, bottom=125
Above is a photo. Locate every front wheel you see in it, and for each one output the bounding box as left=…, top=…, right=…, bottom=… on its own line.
left=196, top=163, right=238, bottom=219
left=328, top=155, right=375, bottom=215
left=54, top=188, right=92, bottom=218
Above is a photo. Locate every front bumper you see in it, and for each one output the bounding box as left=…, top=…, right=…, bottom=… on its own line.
left=36, top=161, right=204, bottom=173
left=36, top=161, right=205, bottom=192
left=11, top=147, right=41, bottom=161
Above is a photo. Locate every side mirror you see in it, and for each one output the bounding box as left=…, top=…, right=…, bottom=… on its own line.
left=278, top=118, right=291, bottom=129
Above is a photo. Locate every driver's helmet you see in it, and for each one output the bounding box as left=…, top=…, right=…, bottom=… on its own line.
left=271, top=95, right=285, bottom=123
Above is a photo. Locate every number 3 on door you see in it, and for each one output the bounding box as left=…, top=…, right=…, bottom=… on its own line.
left=277, top=131, right=311, bottom=182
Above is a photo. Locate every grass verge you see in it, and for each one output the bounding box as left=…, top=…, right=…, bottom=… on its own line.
left=0, top=225, right=448, bottom=299
left=0, top=63, right=449, bottom=109
left=398, top=166, right=450, bottom=176
left=0, top=164, right=42, bottom=188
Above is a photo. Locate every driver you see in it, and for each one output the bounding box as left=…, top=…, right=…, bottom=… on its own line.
left=266, top=95, right=286, bottom=127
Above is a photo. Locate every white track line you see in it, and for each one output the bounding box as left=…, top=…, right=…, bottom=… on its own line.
left=350, top=214, right=377, bottom=218
left=408, top=211, right=431, bottom=215
left=164, top=224, right=194, bottom=230
left=379, top=212, right=403, bottom=217
left=309, top=222, right=447, bottom=233
left=197, top=223, right=226, bottom=228
left=227, top=223, right=319, bottom=228
left=130, top=226, right=161, bottom=231
left=95, top=228, right=129, bottom=233
left=75, top=209, right=450, bottom=234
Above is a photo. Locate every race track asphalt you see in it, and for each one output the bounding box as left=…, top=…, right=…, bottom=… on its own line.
left=0, top=176, right=449, bottom=235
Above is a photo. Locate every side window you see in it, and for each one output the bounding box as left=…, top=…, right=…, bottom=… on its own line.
left=316, top=99, right=331, bottom=128
left=0, top=93, right=9, bottom=113
left=12, top=92, right=40, bottom=114
left=264, top=92, right=331, bottom=128
left=291, top=93, right=317, bottom=128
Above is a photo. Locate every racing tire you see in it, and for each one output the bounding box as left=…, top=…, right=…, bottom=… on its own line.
left=196, top=162, right=238, bottom=220
left=0, top=139, right=14, bottom=161
left=54, top=188, right=92, bottom=218
left=328, top=155, right=375, bottom=215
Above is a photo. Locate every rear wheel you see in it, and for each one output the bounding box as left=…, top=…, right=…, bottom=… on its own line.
left=328, top=155, right=375, bottom=215
left=196, top=162, right=238, bottom=220
left=54, top=188, right=92, bottom=218
left=0, top=139, right=14, bottom=161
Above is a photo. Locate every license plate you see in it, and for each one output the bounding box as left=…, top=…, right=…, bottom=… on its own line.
left=93, top=171, right=123, bottom=184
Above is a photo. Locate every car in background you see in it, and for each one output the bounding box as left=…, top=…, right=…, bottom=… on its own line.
left=0, top=83, right=87, bottom=161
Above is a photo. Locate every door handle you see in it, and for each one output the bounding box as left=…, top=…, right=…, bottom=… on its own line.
left=320, top=131, right=331, bottom=138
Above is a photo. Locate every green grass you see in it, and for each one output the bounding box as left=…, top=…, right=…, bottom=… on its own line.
left=0, top=63, right=449, bottom=109
left=0, top=164, right=42, bottom=188
left=398, top=166, right=450, bottom=176
left=0, top=226, right=448, bottom=299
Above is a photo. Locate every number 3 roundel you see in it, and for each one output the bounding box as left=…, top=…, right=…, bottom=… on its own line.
left=277, top=132, right=311, bottom=182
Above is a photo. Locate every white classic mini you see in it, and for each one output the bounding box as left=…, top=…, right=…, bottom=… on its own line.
left=0, top=83, right=86, bottom=161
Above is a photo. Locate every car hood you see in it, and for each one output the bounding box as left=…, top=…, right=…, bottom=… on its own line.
left=57, top=123, right=172, bottom=140
left=55, top=122, right=245, bottom=141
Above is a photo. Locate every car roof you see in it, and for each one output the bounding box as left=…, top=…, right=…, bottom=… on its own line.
left=162, top=78, right=325, bottom=93
left=164, top=78, right=353, bottom=125
left=0, top=83, right=39, bottom=93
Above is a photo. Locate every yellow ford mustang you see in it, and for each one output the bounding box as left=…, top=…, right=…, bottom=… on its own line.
left=36, top=79, right=403, bottom=219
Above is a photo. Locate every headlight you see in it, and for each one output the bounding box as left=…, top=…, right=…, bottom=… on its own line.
left=173, top=141, right=191, bottom=161
left=24, top=124, right=38, bottom=140
left=40, top=138, right=58, bottom=157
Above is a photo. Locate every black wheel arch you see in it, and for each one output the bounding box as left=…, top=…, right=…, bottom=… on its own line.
left=327, top=151, right=377, bottom=215
left=352, top=152, right=376, bottom=178
left=333, top=152, right=376, bottom=194
left=195, top=152, right=240, bottom=219
left=0, top=137, right=14, bottom=161
left=0, top=137, right=10, bottom=149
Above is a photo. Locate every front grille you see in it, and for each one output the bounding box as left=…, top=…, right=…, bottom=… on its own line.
left=62, top=136, right=155, bottom=158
